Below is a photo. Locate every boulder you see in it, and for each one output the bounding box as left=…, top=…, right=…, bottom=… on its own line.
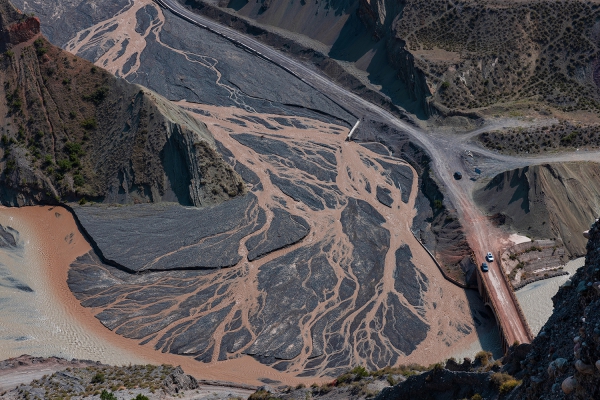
left=561, top=376, right=577, bottom=394
left=162, top=366, right=199, bottom=395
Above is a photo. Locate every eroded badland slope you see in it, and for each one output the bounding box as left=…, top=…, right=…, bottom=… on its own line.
left=474, top=162, right=600, bottom=257
left=0, top=0, right=244, bottom=206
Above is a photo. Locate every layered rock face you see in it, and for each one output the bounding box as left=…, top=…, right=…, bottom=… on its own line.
left=0, top=15, right=39, bottom=51
left=0, top=0, right=31, bottom=51
left=0, top=0, right=244, bottom=206
left=474, top=162, right=600, bottom=257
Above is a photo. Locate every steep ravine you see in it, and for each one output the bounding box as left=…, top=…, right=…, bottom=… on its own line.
left=185, top=0, right=433, bottom=119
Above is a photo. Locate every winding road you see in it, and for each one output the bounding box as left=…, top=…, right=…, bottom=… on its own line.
left=152, top=0, right=600, bottom=351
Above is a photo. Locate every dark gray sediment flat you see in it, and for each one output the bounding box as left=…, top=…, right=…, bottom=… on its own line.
left=377, top=159, right=413, bottom=204
left=73, top=194, right=265, bottom=271
left=232, top=134, right=338, bottom=183
left=245, top=208, right=310, bottom=261
left=376, top=186, right=394, bottom=207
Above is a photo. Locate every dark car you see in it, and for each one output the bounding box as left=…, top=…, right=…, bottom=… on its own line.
left=454, top=171, right=463, bottom=180
left=481, top=262, right=489, bottom=272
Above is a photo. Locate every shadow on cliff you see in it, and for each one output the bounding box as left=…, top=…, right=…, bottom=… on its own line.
left=328, top=8, right=429, bottom=119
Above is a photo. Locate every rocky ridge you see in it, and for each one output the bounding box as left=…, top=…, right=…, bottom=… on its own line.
left=0, top=357, right=225, bottom=399
left=0, top=0, right=244, bottom=207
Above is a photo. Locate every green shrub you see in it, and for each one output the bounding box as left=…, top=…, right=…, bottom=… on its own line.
left=491, top=372, right=510, bottom=385
left=81, top=118, right=97, bottom=130
left=248, top=390, right=281, bottom=400
left=350, top=366, right=369, bottom=378
left=83, top=87, right=109, bottom=105
left=73, top=174, right=85, bottom=187
left=499, top=379, right=521, bottom=393
left=91, top=372, right=105, bottom=384
left=34, top=38, right=48, bottom=57
left=475, top=351, right=492, bottom=366
left=471, top=394, right=482, bottom=400
left=64, top=142, right=84, bottom=157
left=5, top=159, right=15, bottom=173
left=433, top=199, right=443, bottom=209
left=57, top=159, right=71, bottom=171
left=132, top=395, right=149, bottom=400
left=100, top=390, right=116, bottom=400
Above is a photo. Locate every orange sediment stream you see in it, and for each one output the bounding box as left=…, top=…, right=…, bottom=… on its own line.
left=0, top=206, right=319, bottom=386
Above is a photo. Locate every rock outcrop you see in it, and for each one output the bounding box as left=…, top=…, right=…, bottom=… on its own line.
left=162, top=366, right=199, bottom=395
left=0, top=0, right=39, bottom=51
left=0, top=0, right=244, bottom=207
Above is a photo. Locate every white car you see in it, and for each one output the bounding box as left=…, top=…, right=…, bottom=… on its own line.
left=486, top=252, right=494, bottom=262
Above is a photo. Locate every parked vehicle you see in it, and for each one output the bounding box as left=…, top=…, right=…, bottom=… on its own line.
left=486, top=252, right=494, bottom=262
left=454, top=171, right=463, bottom=180
left=481, top=262, right=489, bottom=272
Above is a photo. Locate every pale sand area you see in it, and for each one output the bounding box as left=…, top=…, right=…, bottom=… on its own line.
left=0, top=206, right=144, bottom=365
left=516, top=257, right=585, bottom=335
left=0, top=206, right=321, bottom=386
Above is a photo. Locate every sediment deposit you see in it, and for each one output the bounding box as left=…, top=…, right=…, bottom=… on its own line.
left=67, top=105, right=491, bottom=377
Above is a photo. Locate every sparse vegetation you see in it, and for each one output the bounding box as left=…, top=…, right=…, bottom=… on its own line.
left=11, top=364, right=175, bottom=399
left=480, top=121, right=600, bottom=154
left=100, top=389, right=116, bottom=400
left=491, top=372, right=522, bottom=393
left=397, top=0, right=600, bottom=113
left=91, top=372, right=105, bottom=384
left=83, top=86, right=109, bottom=105
left=81, top=117, right=97, bottom=130
left=475, top=351, right=492, bottom=367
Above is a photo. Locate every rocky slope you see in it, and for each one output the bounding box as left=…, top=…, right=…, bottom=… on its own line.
left=191, top=0, right=432, bottom=119
left=0, top=0, right=244, bottom=206
left=0, top=356, right=242, bottom=399
left=474, top=162, right=600, bottom=257
left=206, top=0, right=600, bottom=117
